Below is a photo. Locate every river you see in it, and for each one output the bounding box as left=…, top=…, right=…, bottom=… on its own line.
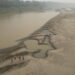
left=0, top=11, right=59, bottom=48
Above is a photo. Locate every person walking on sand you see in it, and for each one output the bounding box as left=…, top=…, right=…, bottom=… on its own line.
left=11, top=58, right=13, bottom=63
left=22, top=55, right=24, bottom=61
left=14, top=56, right=16, bottom=60
left=13, top=56, right=17, bottom=63
left=18, top=56, right=21, bottom=61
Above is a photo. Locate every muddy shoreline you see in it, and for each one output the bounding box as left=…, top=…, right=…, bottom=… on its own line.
left=0, top=12, right=60, bottom=60
left=0, top=12, right=61, bottom=74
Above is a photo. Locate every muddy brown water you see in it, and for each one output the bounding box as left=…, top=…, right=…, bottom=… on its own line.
left=0, top=11, right=59, bottom=49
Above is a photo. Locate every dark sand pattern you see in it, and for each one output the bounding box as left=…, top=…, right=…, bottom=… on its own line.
left=0, top=60, right=30, bottom=74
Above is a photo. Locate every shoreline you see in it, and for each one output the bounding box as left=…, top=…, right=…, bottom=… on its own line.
left=0, top=11, right=60, bottom=64
left=0, top=11, right=59, bottom=49
left=0, top=11, right=61, bottom=74
left=16, top=12, right=60, bottom=42
left=1, top=11, right=75, bottom=75
left=0, top=11, right=59, bottom=50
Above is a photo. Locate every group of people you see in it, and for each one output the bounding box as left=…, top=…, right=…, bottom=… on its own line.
left=10, top=55, right=25, bottom=63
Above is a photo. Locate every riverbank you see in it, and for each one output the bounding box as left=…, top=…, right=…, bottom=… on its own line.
left=0, top=11, right=59, bottom=74
left=1, top=11, right=75, bottom=75
left=0, top=11, right=59, bottom=48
